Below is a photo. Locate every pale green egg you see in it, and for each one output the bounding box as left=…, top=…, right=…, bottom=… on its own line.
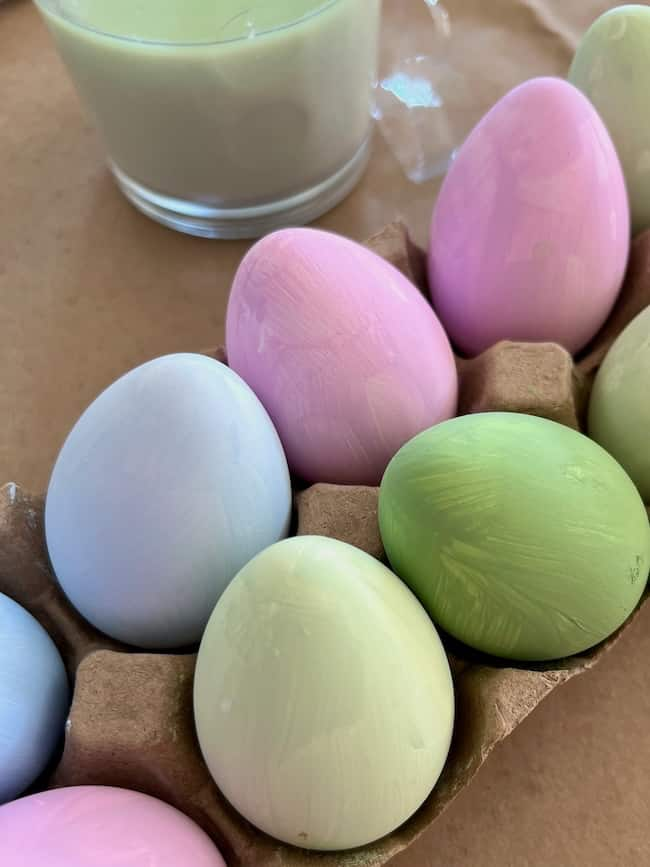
left=589, top=305, right=650, bottom=503
left=570, top=4, right=650, bottom=234
left=379, top=413, right=650, bottom=662
left=194, top=535, right=454, bottom=851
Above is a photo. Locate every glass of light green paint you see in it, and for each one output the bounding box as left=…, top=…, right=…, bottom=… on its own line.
left=34, top=0, right=381, bottom=238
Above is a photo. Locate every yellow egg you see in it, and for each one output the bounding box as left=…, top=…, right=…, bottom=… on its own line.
left=194, top=536, right=454, bottom=851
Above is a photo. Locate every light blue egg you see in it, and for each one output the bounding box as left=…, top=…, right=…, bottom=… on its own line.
left=45, top=354, right=292, bottom=649
left=0, top=593, right=69, bottom=803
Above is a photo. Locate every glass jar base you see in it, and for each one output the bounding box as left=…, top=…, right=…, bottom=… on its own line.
left=110, top=138, right=372, bottom=240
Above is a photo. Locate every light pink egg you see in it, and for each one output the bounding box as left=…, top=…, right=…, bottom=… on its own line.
left=0, top=786, right=226, bottom=866
left=428, top=77, right=630, bottom=357
left=226, top=228, right=457, bottom=486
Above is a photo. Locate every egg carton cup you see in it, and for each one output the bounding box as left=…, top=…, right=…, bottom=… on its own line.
left=2, top=222, right=650, bottom=866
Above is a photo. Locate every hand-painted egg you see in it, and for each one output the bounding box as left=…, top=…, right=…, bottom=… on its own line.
left=226, top=228, right=458, bottom=486
left=570, top=5, right=650, bottom=234
left=379, top=413, right=650, bottom=661
left=194, top=535, right=454, bottom=851
left=589, top=305, right=650, bottom=502
left=45, top=353, right=292, bottom=649
left=0, top=593, right=69, bottom=803
left=0, top=786, right=226, bottom=866
left=428, top=77, right=629, bottom=357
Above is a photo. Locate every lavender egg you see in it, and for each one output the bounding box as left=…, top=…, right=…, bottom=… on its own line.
left=45, top=354, right=292, bottom=649
left=226, top=228, right=458, bottom=486
left=428, top=77, right=629, bottom=357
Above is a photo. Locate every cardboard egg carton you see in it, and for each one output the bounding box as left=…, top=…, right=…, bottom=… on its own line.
left=2, top=222, right=650, bottom=866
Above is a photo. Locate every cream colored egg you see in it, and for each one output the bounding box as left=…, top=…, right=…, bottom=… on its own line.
left=193, top=536, right=454, bottom=851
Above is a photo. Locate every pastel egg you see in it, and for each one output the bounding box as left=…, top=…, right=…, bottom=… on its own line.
left=428, top=77, right=629, bottom=357
left=194, top=536, right=454, bottom=851
left=379, top=413, right=650, bottom=661
left=0, top=786, right=226, bottom=866
left=589, top=305, right=650, bottom=502
left=570, top=5, right=650, bottom=234
left=0, top=593, right=69, bottom=803
left=226, top=228, right=458, bottom=486
left=45, top=354, right=292, bottom=649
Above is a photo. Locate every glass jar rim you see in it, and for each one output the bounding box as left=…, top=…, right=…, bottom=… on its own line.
left=33, top=0, right=342, bottom=47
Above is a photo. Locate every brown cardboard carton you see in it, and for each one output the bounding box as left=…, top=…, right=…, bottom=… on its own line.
left=1, top=221, right=649, bottom=866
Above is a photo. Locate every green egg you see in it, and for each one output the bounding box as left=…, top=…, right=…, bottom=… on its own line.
left=569, top=4, right=650, bottom=234
left=589, top=306, right=650, bottom=503
left=378, top=413, right=650, bottom=661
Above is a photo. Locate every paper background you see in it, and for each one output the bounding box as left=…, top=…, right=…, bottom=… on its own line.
left=1, top=2, right=649, bottom=864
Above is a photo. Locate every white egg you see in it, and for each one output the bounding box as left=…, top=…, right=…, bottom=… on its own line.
left=0, top=593, right=69, bottom=803
left=45, top=354, right=292, bottom=649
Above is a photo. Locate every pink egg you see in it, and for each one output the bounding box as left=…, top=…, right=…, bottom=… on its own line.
left=0, top=786, right=227, bottom=866
left=428, top=77, right=630, bottom=357
left=226, top=228, right=457, bottom=486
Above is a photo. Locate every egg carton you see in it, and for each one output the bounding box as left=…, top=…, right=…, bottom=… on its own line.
left=2, top=222, right=650, bottom=867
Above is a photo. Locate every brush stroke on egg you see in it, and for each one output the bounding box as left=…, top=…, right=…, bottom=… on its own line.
left=379, top=413, right=650, bottom=661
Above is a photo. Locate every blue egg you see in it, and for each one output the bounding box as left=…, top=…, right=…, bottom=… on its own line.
left=0, top=593, right=69, bottom=803
left=45, top=354, right=292, bottom=649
